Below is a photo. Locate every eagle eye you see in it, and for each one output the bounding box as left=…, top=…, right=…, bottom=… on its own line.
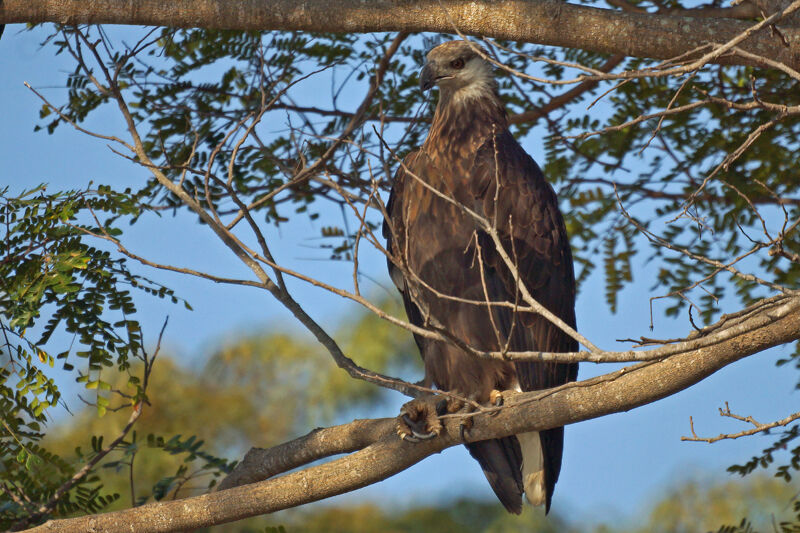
left=450, top=58, right=465, bottom=70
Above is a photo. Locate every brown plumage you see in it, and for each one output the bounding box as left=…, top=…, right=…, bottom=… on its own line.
left=383, top=41, right=578, bottom=513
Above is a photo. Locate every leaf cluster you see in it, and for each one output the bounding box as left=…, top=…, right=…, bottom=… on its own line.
left=0, top=183, right=183, bottom=527
left=548, top=59, right=800, bottom=323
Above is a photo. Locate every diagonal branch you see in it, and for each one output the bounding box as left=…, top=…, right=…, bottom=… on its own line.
left=216, top=418, right=397, bottom=491
left=25, top=294, right=800, bottom=532
left=52, top=27, right=422, bottom=399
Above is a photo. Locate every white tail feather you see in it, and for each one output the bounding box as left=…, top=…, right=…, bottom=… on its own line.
left=517, top=431, right=546, bottom=506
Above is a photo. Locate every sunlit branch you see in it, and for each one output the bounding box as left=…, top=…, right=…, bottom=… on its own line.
left=682, top=405, right=800, bottom=444
left=27, top=296, right=800, bottom=532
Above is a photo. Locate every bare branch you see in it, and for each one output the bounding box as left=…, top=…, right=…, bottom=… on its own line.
left=57, top=27, right=422, bottom=399
left=682, top=406, right=800, bottom=443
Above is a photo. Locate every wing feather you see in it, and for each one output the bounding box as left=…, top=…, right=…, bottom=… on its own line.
left=471, top=130, right=579, bottom=511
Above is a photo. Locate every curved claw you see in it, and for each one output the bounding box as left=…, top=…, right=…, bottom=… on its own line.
left=401, top=433, right=421, bottom=443
left=402, top=413, right=438, bottom=440
left=459, top=420, right=471, bottom=442
left=488, top=389, right=504, bottom=416
left=489, top=389, right=503, bottom=406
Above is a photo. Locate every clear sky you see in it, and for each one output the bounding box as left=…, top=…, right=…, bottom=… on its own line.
left=2, top=24, right=797, bottom=528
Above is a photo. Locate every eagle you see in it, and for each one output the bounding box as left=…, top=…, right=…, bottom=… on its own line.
left=383, top=40, right=578, bottom=514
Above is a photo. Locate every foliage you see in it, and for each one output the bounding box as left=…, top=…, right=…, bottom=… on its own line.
left=1, top=10, right=798, bottom=530
left=210, top=476, right=797, bottom=532
left=206, top=300, right=417, bottom=425
left=267, top=499, right=567, bottom=533
left=33, top=26, right=799, bottom=325
left=729, top=422, right=800, bottom=487
left=0, top=184, right=181, bottom=527
left=623, top=476, right=799, bottom=533
left=42, top=28, right=429, bottom=233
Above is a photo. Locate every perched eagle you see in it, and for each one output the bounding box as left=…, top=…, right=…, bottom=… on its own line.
left=383, top=41, right=578, bottom=514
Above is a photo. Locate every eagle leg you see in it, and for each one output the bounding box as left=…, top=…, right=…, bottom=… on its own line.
left=441, top=393, right=477, bottom=442
left=450, top=391, right=504, bottom=440
left=396, top=399, right=443, bottom=442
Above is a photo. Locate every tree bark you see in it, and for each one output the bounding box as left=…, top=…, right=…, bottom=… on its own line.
left=2, top=0, right=800, bottom=69
left=25, top=295, right=800, bottom=533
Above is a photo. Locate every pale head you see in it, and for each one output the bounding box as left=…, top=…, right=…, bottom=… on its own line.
left=419, top=40, right=495, bottom=102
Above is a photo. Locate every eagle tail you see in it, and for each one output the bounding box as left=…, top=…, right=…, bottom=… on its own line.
left=517, top=431, right=547, bottom=509
left=465, top=437, right=524, bottom=514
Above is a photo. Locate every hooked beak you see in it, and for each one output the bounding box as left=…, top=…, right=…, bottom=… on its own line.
left=419, top=62, right=454, bottom=92
left=419, top=63, right=435, bottom=92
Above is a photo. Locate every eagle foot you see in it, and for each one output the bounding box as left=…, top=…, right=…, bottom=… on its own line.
left=451, top=392, right=504, bottom=440
left=396, top=399, right=442, bottom=443
left=488, top=389, right=504, bottom=415
left=444, top=394, right=476, bottom=442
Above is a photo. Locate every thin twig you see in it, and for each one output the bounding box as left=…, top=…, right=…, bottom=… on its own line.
left=682, top=408, right=800, bottom=443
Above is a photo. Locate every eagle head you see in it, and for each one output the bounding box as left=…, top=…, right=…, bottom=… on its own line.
left=419, top=41, right=494, bottom=100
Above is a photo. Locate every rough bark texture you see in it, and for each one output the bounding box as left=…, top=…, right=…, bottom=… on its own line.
left=26, top=296, right=800, bottom=533
left=2, top=0, right=800, bottom=69
left=216, top=418, right=398, bottom=491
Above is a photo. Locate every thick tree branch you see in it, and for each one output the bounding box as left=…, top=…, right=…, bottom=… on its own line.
left=216, top=418, right=398, bottom=491
left=26, top=294, right=800, bottom=533
left=3, top=0, right=800, bottom=70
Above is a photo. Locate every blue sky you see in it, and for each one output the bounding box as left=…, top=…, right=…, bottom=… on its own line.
left=2, top=23, right=798, bottom=527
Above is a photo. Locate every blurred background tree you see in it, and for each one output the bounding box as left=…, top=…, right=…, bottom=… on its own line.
left=38, top=311, right=800, bottom=531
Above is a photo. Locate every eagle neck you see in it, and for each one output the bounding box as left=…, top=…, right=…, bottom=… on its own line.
left=423, top=89, right=508, bottom=162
